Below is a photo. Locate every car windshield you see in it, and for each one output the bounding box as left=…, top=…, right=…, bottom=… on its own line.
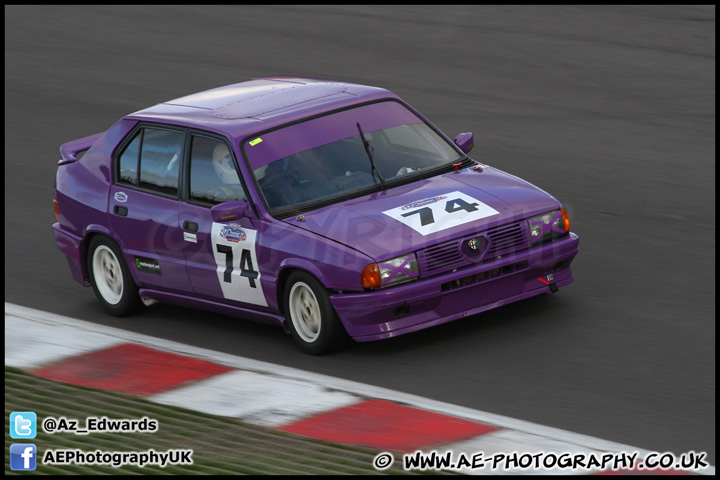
left=244, top=100, right=462, bottom=212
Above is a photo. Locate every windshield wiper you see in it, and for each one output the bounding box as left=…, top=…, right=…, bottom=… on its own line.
left=357, top=122, right=386, bottom=187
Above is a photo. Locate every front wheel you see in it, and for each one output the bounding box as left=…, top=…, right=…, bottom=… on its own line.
left=284, top=271, right=347, bottom=355
left=87, top=235, right=143, bottom=316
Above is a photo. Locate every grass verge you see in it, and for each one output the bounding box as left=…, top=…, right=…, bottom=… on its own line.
left=5, top=367, right=449, bottom=475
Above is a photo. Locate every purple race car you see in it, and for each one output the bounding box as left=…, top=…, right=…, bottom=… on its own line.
left=52, top=76, right=579, bottom=354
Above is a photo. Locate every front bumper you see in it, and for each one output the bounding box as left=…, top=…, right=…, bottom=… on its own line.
left=330, top=232, right=579, bottom=341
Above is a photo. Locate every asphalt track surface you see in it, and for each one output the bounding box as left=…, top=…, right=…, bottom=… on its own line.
left=5, top=5, right=715, bottom=464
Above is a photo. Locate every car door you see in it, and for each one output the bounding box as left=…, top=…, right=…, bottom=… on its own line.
left=108, top=125, right=192, bottom=292
left=177, top=133, right=269, bottom=308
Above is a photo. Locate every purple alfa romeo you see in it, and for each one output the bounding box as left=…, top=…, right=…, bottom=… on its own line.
left=52, top=76, right=579, bottom=354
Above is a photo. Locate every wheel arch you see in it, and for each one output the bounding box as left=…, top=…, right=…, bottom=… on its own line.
left=76, top=229, right=112, bottom=286
left=85, top=232, right=144, bottom=316
left=82, top=226, right=139, bottom=286
left=275, top=256, right=345, bottom=314
left=279, top=266, right=349, bottom=354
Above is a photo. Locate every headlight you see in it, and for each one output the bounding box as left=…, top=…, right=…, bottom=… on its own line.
left=528, top=209, right=569, bottom=244
left=361, top=253, right=419, bottom=289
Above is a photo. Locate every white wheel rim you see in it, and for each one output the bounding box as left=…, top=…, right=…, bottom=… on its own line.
left=289, top=282, right=321, bottom=343
left=92, top=245, right=124, bottom=305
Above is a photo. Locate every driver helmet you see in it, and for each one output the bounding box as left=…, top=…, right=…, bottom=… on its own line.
left=212, top=143, right=239, bottom=185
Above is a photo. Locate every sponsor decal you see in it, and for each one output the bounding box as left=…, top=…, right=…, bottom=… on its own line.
left=401, top=195, right=447, bottom=211
left=134, top=257, right=162, bottom=275
left=249, top=137, right=263, bottom=146
left=114, top=192, right=128, bottom=203
left=183, top=232, right=197, bottom=243
left=219, top=223, right=247, bottom=243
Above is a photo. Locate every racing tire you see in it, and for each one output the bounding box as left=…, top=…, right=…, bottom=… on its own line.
left=87, top=235, right=143, bottom=316
left=284, top=270, right=348, bottom=355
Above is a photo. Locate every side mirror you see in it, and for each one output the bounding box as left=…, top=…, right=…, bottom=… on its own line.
left=453, top=132, right=474, bottom=154
left=211, top=201, right=252, bottom=223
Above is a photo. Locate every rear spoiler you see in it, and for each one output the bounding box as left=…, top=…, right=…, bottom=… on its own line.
left=58, top=132, right=105, bottom=165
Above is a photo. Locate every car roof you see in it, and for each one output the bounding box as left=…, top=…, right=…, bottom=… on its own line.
left=126, top=77, right=397, bottom=140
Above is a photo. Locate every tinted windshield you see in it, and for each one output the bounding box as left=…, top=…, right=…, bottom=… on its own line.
left=244, top=101, right=462, bottom=211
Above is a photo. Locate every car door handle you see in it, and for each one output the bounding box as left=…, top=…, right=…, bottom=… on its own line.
left=183, top=221, right=199, bottom=232
left=113, top=205, right=128, bottom=216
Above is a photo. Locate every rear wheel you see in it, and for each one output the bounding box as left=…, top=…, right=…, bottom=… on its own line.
left=284, top=271, right=347, bottom=355
left=87, top=236, right=143, bottom=316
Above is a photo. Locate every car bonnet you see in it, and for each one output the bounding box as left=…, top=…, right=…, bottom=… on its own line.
left=281, top=166, right=561, bottom=261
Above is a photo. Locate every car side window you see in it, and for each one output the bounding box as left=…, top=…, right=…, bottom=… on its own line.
left=118, top=134, right=141, bottom=184
left=189, top=135, right=247, bottom=206
left=117, top=126, right=183, bottom=197
left=138, top=128, right=183, bottom=196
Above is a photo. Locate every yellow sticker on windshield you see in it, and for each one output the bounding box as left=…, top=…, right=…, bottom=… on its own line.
left=249, top=137, right=263, bottom=146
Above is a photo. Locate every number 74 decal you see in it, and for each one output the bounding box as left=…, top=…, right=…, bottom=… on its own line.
left=211, top=223, right=268, bottom=306
left=382, top=191, right=499, bottom=235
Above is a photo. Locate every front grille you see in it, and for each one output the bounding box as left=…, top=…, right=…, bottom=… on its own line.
left=485, top=222, right=530, bottom=257
left=417, top=238, right=466, bottom=275
left=417, top=220, right=531, bottom=277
